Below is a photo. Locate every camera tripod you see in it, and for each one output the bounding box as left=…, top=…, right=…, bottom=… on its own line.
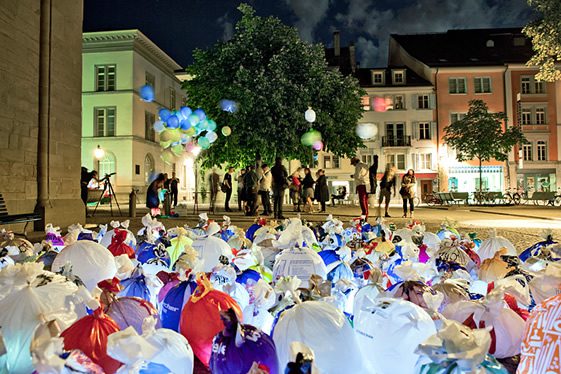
left=92, top=173, right=122, bottom=217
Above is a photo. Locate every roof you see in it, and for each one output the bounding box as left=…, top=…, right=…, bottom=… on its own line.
left=325, top=46, right=356, bottom=76
left=391, top=28, right=533, bottom=67
left=356, top=67, right=432, bottom=88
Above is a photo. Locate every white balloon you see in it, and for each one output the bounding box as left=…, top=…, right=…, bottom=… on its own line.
left=305, top=107, right=316, bottom=123
left=355, top=122, right=378, bottom=140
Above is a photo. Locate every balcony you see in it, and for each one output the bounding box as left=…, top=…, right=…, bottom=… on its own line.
left=382, top=136, right=411, bottom=147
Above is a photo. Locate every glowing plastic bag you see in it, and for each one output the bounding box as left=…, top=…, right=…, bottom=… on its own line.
left=51, top=240, right=117, bottom=291
left=479, top=248, right=510, bottom=282
left=99, top=220, right=137, bottom=249
left=354, top=297, right=436, bottom=374
left=0, top=231, right=35, bottom=262
left=156, top=271, right=180, bottom=303
left=209, top=308, right=279, bottom=374
left=519, top=233, right=558, bottom=262
left=179, top=273, right=242, bottom=366
left=272, top=246, right=327, bottom=288
left=44, top=224, right=65, bottom=252
left=191, top=235, right=233, bottom=272
left=119, top=266, right=162, bottom=306
left=242, top=279, right=276, bottom=335
left=273, top=299, right=364, bottom=374
left=105, top=296, right=160, bottom=334
left=31, top=337, right=104, bottom=374
left=477, top=229, right=517, bottom=262
left=107, top=228, right=135, bottom=259
left=60, top=308, right=121, bottom=373
left=519, top=294, right=561, bottom=373
left=528, top=262, right=561, bottom=304
left=160, top=279, right=197, bottom=332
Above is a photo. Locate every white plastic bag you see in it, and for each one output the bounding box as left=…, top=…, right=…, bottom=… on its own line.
left=477, top=229, right=516, bottom=262
left=273, top=246, right=327, bottom=288
left=191, top=236, right=232, bottom=272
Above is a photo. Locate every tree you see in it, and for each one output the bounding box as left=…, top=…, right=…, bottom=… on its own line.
left=183, top=4, right=364, bottom=167
left=443, top=100, right=526, bottom=193
left=523, top=0, right=561, bottom=81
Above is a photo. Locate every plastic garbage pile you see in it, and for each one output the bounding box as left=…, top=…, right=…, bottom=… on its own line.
left=0, top=214, right=560, bottom=374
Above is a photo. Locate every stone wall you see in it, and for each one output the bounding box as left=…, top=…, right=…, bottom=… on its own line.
left=0, top=0, right=85, bottom=231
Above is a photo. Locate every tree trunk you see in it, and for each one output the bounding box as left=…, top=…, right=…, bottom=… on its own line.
left=479, top=158, right=483, bottom=204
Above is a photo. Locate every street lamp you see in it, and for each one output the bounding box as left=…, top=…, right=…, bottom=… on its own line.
left=94, top=145, right=105, bottom=160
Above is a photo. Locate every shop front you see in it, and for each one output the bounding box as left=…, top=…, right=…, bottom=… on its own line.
left=516, top=169, right=557, bottom=192
left=447, top=166, right=504, bottom=192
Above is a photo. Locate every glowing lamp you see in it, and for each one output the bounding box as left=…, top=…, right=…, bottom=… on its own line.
left=94, top=145, right=105, bottom=160
left=305, top=107, right=316, bottom=123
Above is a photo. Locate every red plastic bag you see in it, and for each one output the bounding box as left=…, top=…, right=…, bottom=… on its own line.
left=107, top=228, right=135, bottom=258
left=60, top=307, right=122, bottom=373
left=179, top=273, right=242, bottom=366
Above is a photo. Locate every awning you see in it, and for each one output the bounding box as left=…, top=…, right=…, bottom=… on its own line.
left=517, top=169, right=556, bottom=175
left=448, top=166, right=503, bottom=174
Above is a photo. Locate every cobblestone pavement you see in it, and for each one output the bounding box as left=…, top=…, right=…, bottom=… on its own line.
left=86, top=202, right=561, bottom=252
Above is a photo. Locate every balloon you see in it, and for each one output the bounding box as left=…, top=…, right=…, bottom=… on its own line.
left=180, top=274, right=242, bottom=366
left=206, top=131, right=218, bottom=143
left=52, top=241, right=117, bottom=291
left=372, top=96, right=389, bottom=112
left=167, top=115, right=179, bottom=129
left=179, top=119, right=191, bottom=131
left=139, top=84, right=155, bottom=102
left=198, top=119, right=209, bottom=130
left=210, top=308, right=279, bottom=374
left=207, top=119, right=217, bottom=131
left=180, top=106, right=192, bottom=119
left=172, top=144, right=184, bottom=156
left=194, top=108, right=206, bottom=121
left=161, top=149, right=176, bottom=164
left=188, top=114, right=200, bottom=126
left=153, top=120, right=165, bottom=133
left=274, top=300, right=364, bottom=374
left=312, top=140, right=323, bottom=151
left=198, top=136, right=210, bottom=150
left=356, top=122, right=378, bottom=139
left=300, top=130, right=322, bottom=147
left=219, top=99, right=238, bottom=113
left=354, top=297, right=436, bottom=374
left=221, top=126, right=232, bottom=136
left=61, top=308, right=122, bottom=374
left=158, top=108, right=172, bottom=121
left=304, top=107, right=316, bottom=123
left=106, top=296, right=160, bottom=334
left=160, top=280, right=197, bottom=332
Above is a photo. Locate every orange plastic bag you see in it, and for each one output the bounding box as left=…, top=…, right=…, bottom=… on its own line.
left=60, top=307, right=122, bottom=374
left=179, top=273, right=242, bottom=366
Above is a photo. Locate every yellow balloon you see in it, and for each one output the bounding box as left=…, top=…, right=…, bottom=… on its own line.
left=161, top=149, right=175, bottom=164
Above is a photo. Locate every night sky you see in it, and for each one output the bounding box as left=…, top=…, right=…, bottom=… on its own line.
left=84, top=0, right=535, bottom=68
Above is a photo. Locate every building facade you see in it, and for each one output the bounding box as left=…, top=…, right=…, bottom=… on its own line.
left=82, top=30, right=195, bottom=201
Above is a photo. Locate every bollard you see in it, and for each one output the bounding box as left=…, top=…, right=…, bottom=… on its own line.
left=129, top=188, right=137, bottom=218
left=163, top=190, right=171, bottom=216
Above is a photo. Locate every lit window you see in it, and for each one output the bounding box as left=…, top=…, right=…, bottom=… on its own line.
left=95, top=65, right=116, bottom=91
left=537, top=141, right=547, bottom=161
left=387, top=154, right=406, bottom=170
left=419, top=122, right=431, bottom=140
left=95, top=107, right=116, bottom=137
left=361, top=96, right=371, bottom=111
left=522, top=143, right=532, bottom=161
left=323, top=155, right=340, bottom=169
left=417, top=95, right=429, bottom=109
left=474, top=77, right=491, bottom=93
left=145, top=111, right=155, bottom=142
left=449, top=78, right=466, bottom=94
left=418, top=153, right=432, bottom=170
left=98, top=153, right=116, bottom=178
left=535, top=80, right=545, bottom=94
left=393, top=95, right=405, bottom=110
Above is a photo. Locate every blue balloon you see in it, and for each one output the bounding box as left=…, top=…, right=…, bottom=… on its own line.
left=194, top=108, right=206, bottom=121
left=188, top=114, right=200, bottom=126
left=180, top=119, right=191, bottom=130
left=207, top=119, right=217, bottom=131
left=153, top=120, right=165, bottom=133
left=159, top=108, right=172, bottom=121
left=180, top=106, right=192, bottom=119
left=219, top=99, right=238, bottom=113
left=140, top=84, right=155, bottom=102
left=167, top=115, right=179, bottom=129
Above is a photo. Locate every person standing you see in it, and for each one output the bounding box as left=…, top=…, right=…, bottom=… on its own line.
left=369, top=155, right=379, bottom=195
left=146, top=173, right=166, bottom=217
left=237, top=168, right=246, bottom=211
left=209, top=168, right=220, bottom=213
left=302, top=168, right=315, bottom=213
left=314, top=169, right=329, bottom=213
left=378, top=165, right=397, bottom=218
left=163, top=173, right=170, bottom=190
left=258, top=164, right=272, bottom=216
left=289, top=170, right=302, bottom=212
left=223, top=167, right=234, bottom=212
left=243, top=165, right=259, bottom=216
left=271, top=157, right=289, bottom=219
left=350, top=157, right=370, bottom=219
left=400, top=169, right=416, bottom=218
left=170, top=172, right=179, bottom=208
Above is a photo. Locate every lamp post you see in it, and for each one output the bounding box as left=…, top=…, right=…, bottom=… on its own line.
left=94, top=145, right=105, bottom=160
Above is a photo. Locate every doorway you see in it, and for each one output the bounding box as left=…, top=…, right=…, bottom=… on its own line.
left=421, top=180, right=433, bottom=201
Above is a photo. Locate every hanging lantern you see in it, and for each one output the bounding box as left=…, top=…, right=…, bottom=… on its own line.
left=305, top=107, right=316, bottom=123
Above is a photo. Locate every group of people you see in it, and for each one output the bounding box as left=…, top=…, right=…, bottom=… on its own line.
left=288, top=168, right=329, bottom=214
left=146, top=172, right=180, bottom=216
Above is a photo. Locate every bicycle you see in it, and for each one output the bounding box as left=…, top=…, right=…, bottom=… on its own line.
left=546, top=187, right=561, bottom=207
left=473, top=188, right=491, bottom=205
left=503, top=187, right=521, bottom=205
left=424, top=192, right=442, bottom=207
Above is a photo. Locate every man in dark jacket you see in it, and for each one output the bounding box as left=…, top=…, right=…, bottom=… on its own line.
left=243, top=165, right=259, bottom=216
left=270, top=157, right=288, bottom=219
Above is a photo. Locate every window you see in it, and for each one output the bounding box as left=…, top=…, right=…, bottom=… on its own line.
left=98, top=153, right=116, bottom=178
left=521, top=108, right=531, bottom=125
left=535, top=107, right=546, bottom=125
left=95, top=65, right=116, bottom=91
left=145, top=111, right=156, bottom=142
left=323, top=155, right=340, bottom=169
left=393, top=95, right=405, bottom=110
left=393, top=71, right=404, bottom=84
left=521, top=75, right=546, bottom=94
left=417, top=95, right=430, bottom=109
left=386, top=154, right=405, bottom=170
left=144, top=154, right=155, bottom=185
left=522, top=143, right=532, bottom=161
left=474, top=77, right=491, bottom=93
left=360, top=149, right=376, bottom=165
left=449, top=78, right=466, bottom=94
left=372, top=71, right=384, bottom=85
left=169, top=87, right=176, bottom=109
left=450, top=112, right=466, bottom=124
left=537, top=141, right=547, bottom=161
left=419, top=122, right=431, bottom=140
left=95, top=107, right=116, bottom=137
left=361, top=96, right=371, bottom=111
left=145, top=72, right=155, bottom=88
left=417, top=153, right=432, bottom=170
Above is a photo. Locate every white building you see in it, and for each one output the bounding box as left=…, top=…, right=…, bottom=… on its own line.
left=81, top=30, right=195, bottom=201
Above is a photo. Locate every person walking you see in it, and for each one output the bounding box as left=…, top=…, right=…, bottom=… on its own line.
left=258, top=164, right=272, bottom=216
left=208, top=168, right=220, bottom=213
left=378, top=165, right=397, bottom=218
left=289, top=170, right=302, bottom=212
left=223, top=167, right=234, bottom=212
left=302, top=168, right=315, bottom=213
left=350, top=157, right=370, bottom=219
left=146, top=173, right=166, bottom=217
left=170, top=172, right=179, bottom=208
left=244, top=165, right=259, bottom=216
left=237, top=168, right=246, bottom=212
left=271, top=157, right=289, bottom=219
left=400, top=169, right=416, bottom=218
left=314, top=169, right=329, bottom=213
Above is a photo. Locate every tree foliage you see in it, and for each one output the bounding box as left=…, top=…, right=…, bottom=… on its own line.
left=523, top=0, right=561, bottom=81
left=443, top=100, right=526, bottom=191
left=183, top=4, right=364, bottom=167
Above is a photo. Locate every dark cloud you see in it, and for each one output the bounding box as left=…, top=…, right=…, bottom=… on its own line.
left=284, top=0, right=331, bottom=41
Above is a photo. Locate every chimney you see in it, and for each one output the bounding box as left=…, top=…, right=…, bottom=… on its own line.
left=349, top=42, right=356, bottom=73
left=334, top=31, right=340, bottom=57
